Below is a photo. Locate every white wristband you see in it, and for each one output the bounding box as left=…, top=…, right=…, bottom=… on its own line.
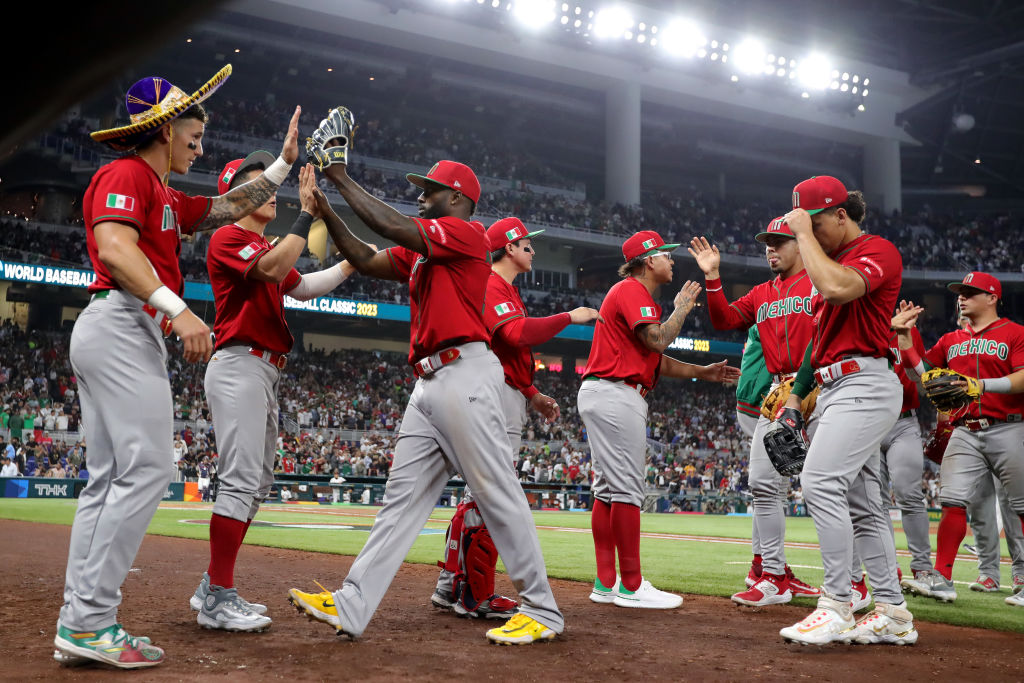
left=148, top=285, right=188, bottom=319
left=981, top=377, right=1012, bottom=394
left=263, top=155, right=292, bottom=186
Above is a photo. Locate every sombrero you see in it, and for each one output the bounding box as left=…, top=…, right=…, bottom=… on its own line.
left=91, top=64, right=233, bottom=150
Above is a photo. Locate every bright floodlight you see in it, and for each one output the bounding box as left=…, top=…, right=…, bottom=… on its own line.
left=513, top=0, right=556, bottom=28
left=733, top=39, right=766, bottom=75
left=593, top=6, right=632, bottom=39
left=797, top=53, right=832, bottom=90
left=660, top=19, right=706, bottom=58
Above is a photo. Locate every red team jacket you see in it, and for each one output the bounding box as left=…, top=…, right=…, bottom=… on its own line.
left=385, top=216, right=491, bottom=366
left=84, top=155, right=211, bottom=296
left=925, top=318, right=1024, bottom=422
left=811, top=234, right=903, bottom=368
left=705, top=271, right=815, bottom=376
left=582, top=277, right=662, bottom=392
left=206, top=225, right=303, bottom=354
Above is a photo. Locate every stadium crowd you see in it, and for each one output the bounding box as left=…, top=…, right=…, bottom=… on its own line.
left=1, top=320, right=945, bottom=515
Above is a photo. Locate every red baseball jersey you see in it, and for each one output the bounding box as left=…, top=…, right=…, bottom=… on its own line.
left=925, top=318, right=1024, bottom=421
left=582, top=277, right=661, bottom=391
left=84, top=155, right=211, bottom=295
left=485, top=272, right=535, bottom=393
left=385, top=216, right=491, bottom=365
left=705, top=271, right=815, bottom=375
left=890, top=327, right=926, bottom=413
left=207, top=224, right=302, bottom=353
left=811, top=234, right=902, bottom=367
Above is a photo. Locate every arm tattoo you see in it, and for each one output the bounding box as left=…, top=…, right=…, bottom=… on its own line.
left=640, top=300, right=692, bottom=352
left=197, top=175, right=280, bottom=231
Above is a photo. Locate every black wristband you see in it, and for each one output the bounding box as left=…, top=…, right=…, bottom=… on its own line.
left=289, top=211, right=314, bottom=239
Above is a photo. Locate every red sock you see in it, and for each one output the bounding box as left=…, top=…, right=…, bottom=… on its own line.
left=207, top=513, right=247, bottom=588
left=753, top=554, right=763, bottom=566
left=591, top=499, right=617, bottom=589
left=934, top=506, right=967, bottom=580
left=611, top=502, right=642, bottom=592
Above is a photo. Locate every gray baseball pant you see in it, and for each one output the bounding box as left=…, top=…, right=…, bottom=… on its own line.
left=748, top=388, right=819, bottom=575
left=436, top=381, right=528, bottom=592
left=331, top=343, right=562, bottom=636
left=61, top=290, right=176, bottom=631
left=969, top=474, right=1024, bottom=581
left=940, top=422, right=1024, bottom=516
left=879, top=415, right=932, bottom=572
left=204, top=346, right=280, bottom=522
left=736, top=410, right=761, bottom=555
left=577, top=379, right=647, bottom=507
left=801, top=358, right=903, bottom=604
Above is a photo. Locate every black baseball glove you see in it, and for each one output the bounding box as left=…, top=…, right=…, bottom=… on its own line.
left=763, top=407, right=808, bottom=477
left=921, top=367, right=982, bottom=413
left=306, top=106, right=356, bottom=170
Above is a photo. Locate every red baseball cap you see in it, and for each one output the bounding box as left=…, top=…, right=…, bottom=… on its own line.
left=622, top=230, right=680, bottom=261
left=218, top=150, right=276, bottom=195
left=755, top=216, right=796, bottom=243
left=407, top=160, right=481, bottom=204
left=487, top=217, right=544, bottom=251
left=947, top=272, right=1002, bottom=300
left=792, top=175, right=849, bottom=215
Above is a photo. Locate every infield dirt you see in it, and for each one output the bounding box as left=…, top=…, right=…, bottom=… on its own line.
left=3, top=519, right=1021, bottom=681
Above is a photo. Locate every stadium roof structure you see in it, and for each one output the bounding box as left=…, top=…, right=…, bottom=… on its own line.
left=219, top=0, right=1024, bottom=198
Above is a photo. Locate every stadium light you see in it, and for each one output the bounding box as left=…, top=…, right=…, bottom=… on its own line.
left=593, top=6, right=632, bottom=39
left=797, top=53, right=832, bottom=90
left=513, top=0, right=556, bottom=28
left=732, top=38, right=766, bottom=75
left=660, top=19, right=705, bottom=58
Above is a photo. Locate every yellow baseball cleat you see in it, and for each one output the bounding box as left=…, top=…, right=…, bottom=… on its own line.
left=288, top=581, right=347, bottom=634
left=485, top=613, right=556, bottom=645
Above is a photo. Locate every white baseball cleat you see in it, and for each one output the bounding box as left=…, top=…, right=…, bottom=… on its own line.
left=780, top=596, right=855, bottom=646
left=731, top=572, right=792, bottom=607
left=1005, top=592, right=1024, bottom=608
left=612, top=578, right=683, bottom=609
left=191, top=573, right=267, bottom=615
left=840, top=602, right=918, bottom=645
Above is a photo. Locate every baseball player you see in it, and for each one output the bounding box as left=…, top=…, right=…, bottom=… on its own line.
left=287, top=157, right=564, bottom=644
left=579, top=230, right=740, bottom=609
left=55, top=67, right=302, bottom=668
left=774, top=176, right=918, bottom=645
left=430, top=216, right=599, bottom=618
left=924, top=315, right=1024, bottom=593
left=690, top=221, right=821, bottom=606
left=895, top=272, right=1024, bottom=608
left=189, top=155, right=360, bottom=632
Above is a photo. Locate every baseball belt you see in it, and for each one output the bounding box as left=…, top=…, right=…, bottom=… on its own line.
left=813, top=359, right=862, bottom=386
left=249, top=347, right=288, bottom=369
left=92, top=289, right=173, bottom=337
left=413, top=348, right=461, bottom=378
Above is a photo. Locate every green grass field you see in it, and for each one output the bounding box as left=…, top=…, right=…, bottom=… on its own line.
left=3, top=499, right=1022, bottom=633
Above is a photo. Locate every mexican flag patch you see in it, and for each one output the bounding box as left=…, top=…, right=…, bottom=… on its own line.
left=238, top=242, right=261, bottom=260
left=640, top=306, right=656, bottom=317
left=641, top=238, right=656, bottom=250
left=505, top=228, right=519, bottom=240
left=105, top=193, right=135, bottom=211
left=494, top=302, right=515, bottom=315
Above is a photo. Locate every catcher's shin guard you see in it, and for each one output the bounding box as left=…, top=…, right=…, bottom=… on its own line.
left=450, top=502, right=500, bottom=612
left=438, top=501, right=469, bottom=577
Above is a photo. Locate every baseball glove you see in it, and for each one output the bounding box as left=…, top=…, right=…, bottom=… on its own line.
left=763, top=407, right=808, bottom=477
left=760, top=378, right=820, bottom=421
left=306, top=106, right=356, bottom=170
left=921, top=367, right=982, bottom=413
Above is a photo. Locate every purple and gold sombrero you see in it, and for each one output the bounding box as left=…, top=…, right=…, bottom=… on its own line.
left=91, top=64, right=233, bottom=150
